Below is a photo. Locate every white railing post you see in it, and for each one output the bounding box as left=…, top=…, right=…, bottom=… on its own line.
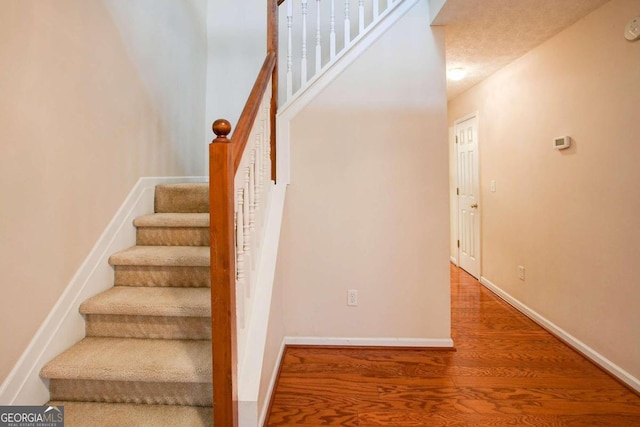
left=315, top=0, right=322, bottom=74
left=330, top=0, right=336, bottom=59
left=373, top=0, right=379, bottom=19
left=358, top=0, right=364, bottom=33
left=301, top=0, right=308, bottom=85
left=344, top=0, right=350, bottom=46
left=286, top=1, right=293, bottom=98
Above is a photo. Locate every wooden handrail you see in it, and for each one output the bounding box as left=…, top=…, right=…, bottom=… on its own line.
left=231, top=52, right=276, bottom=172
left=277, top=0, right=285, bottom=6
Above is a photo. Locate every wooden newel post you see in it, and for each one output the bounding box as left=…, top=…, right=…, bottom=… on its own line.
left=210, top=118, right=239, bottom=427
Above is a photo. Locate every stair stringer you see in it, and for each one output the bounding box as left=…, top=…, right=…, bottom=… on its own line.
left=0, top=176, right=207, bottom=406
left=236, top=183, right=286, bottom=427
left=276, top=0, right=420, bottom=185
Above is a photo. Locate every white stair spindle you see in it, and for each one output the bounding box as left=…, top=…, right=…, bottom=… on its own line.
left=344, top=0, right=350, bottom=46
left=358, top=0, right=364, bottom=33
left=330, top=0, right=336, bottom=59
left=286, top=1, right=293, bottom=99
left=301, top=0, right=308, bottom=85
left=315, top=0, right=321, bottom=74
left=236, top=189, right=246, bottom=308
left=373, top=0, right=379, bottom=19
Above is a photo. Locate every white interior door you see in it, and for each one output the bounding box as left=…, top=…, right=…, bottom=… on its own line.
left=456, top=115, right=480, bottom=278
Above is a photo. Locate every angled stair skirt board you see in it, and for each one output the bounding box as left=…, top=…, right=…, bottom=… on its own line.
left=276, top=0, right=420, bottom=185
left=480, top=276, right=640, bottom=393
left=0, top=176, right=206, bottom=405
left=238, top=183, right=286, bottom=427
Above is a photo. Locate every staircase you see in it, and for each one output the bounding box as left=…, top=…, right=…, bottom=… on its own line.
left=40, top=183, right=213, bottom=426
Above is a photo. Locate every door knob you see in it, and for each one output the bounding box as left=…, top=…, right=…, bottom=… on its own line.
left=470, top=203, right=478, bottom=208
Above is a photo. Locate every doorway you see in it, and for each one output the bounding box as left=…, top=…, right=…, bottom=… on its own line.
left=454, top=113, right=480, bottom=278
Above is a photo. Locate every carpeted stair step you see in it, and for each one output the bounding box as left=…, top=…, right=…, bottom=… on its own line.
left=154, top=183, right=209, bottom=214
left=109, top=246, right=210, bottom=287
left=80, top=287, right=211, bottom=339
left=47, top=401, right=212, bottom=427
left=134, top=213, right=210, bottom=246
left=41, top=337, right=212, bottom=406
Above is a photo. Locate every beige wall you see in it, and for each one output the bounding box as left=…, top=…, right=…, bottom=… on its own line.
left=206, top=0, right=266, bottom=128
left=0, top=0, right=207, bottom=383
left=449, top=0, right=640, bottom=379
left=276, top=0, right=451, bottom=341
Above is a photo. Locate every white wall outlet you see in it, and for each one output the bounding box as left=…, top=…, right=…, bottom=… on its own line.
left=490, top=180, right=496, bottom=192
left=518, top=265, right=525, bottom=281
left=347, top=289, right=358, bottom=306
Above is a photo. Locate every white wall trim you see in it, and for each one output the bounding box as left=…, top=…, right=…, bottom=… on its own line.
left=480, top=276, right=640, bottom=393
left=237, top=184, right=286, bottom=426
left=450, top=256, right=458, bottom=266
left=0, top=176, right=207, bottom=405
left=276, top=0, right=420, bottom=185
left=258, top=338, right=286, bottom=427
left=284, top=336, right=454, bottom=348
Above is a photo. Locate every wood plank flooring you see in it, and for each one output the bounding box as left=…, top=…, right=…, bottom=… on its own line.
left=265, top=264, right=640, bottom=426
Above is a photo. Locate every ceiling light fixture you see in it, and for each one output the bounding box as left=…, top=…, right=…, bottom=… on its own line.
left=448, top=68, right=467, bottom=81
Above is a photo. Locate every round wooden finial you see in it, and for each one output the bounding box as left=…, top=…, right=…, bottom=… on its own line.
left=212, top=119, right=231, bottom=137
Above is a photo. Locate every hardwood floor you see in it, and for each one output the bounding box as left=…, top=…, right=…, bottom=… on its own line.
left=265, top=264, right=640, bottom=426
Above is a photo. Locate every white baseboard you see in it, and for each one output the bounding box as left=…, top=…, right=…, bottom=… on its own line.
left=258, top=338, right=286, bottom=427
left=450, top=256, right=458, bottom=265
left=0, top=176, right=207, bottom=405
left=284, top=336, right=454, bottom=348
left=479, top=276, right=640, bottom=393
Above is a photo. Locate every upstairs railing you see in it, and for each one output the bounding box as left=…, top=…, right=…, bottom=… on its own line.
left=279, top=0, right=404, bottom=105
left=209, top=2, right=278, bottom=425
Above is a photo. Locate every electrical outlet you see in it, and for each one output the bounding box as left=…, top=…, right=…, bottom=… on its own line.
left=490, top=180, right=496, bottom=192
left=518, top=265, right=525, bottom=281
left=347, top=290, right=358, bottom=306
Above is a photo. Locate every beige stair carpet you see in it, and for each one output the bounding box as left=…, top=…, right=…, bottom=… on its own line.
left=41, top=183, right=214, bottom=425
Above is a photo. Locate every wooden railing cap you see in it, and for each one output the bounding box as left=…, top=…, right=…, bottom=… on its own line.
left=213, top=119, right=232, bottom=141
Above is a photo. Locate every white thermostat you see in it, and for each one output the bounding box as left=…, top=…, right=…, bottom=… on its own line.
left=553, top=136, right=571, bottom=150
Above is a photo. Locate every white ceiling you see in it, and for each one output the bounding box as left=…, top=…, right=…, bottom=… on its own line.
left=432, top=0, right=611, bottom=100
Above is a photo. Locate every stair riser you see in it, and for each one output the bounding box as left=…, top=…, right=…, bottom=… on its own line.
left=154, top=185, right=209, bottom=214
left=136, top=228, right=209, bottom=246
left=49, top=380, right=212, bottom=406
left=86, top=315, right=211, bottom=340
left=113, top=266, right=210, bottom=287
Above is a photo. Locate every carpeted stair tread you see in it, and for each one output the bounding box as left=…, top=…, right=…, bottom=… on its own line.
left=47, top=401, right=213, bottom=427
left=133, top=213, right=209, bottom=228
left=154, top=183, right=208, bottom=213
left=109, top=246, right=209, bottom=267
left=80, top=287, right=210, bottom=317
left=41, top=337, right=211, bottom=383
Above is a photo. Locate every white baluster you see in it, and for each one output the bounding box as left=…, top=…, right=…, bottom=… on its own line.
left=235, top=190, right=245, bottom=329
left=373, top=0, right=379, bottom=19
left=243, top=168, right=251, bottom=255
left=330, top=0, right=336, bottom=59
left=358, top=0, right=364, bottom=33
left=236, top=188, right=246, bottom=303
left=315, top=0, right=321, bottom=74
left=344, top=0, right=350, bottom=46
left=254, top=144, right=262, bottom=239
left=286, top=1, right=293, bottom=99
left=301, top=0, right=308, bottom=85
